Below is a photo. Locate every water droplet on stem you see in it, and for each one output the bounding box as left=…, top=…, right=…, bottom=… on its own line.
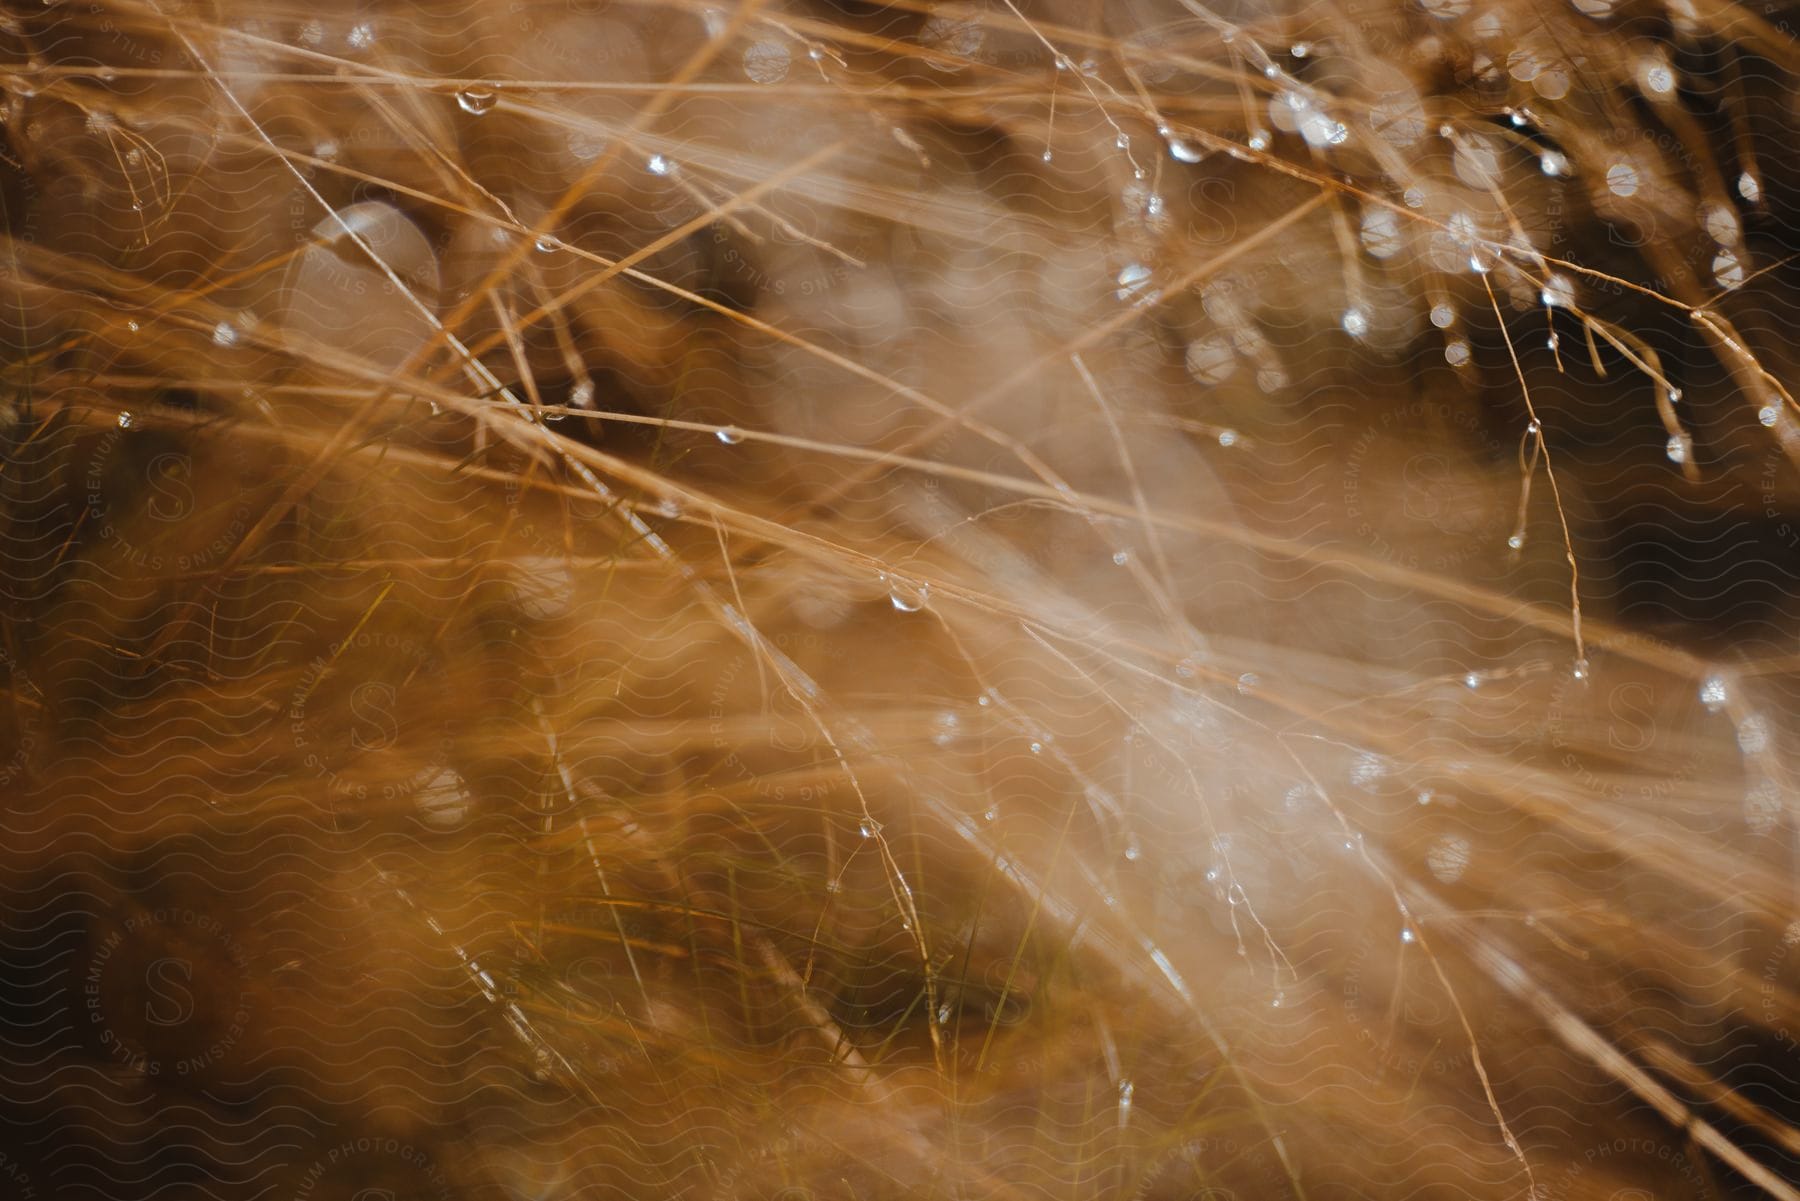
left=456, top=86, right=498, bottom=116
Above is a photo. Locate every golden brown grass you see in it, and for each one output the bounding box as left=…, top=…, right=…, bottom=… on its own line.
left=1, top=1, right=1798, bottom=1197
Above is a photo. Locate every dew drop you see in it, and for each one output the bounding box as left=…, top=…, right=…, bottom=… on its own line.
left=1701, top=202, right=1740, bottom=246
left=1216, top=428, right=1240, bottom=447
left=1350, top=753, right=1388, bottom=789
left=716, top=425, right=745, bottom=445
left=1247, top=131, right=1269, bottom=152
left=1571, top=657, right=1590, bottom=681
left=883, top=575, right=929, bottom=613
left=1507, top=532, right=1525, bottom=550
left=1236, top=671, right=1260, bottom=694
left=743, top=40, right=792, bottom=84
left=212, top=321, right=239, bottom=347
left=1665, top=434, right=1688, bottom=464
left=1738, top=172, right=1762, bottom=203
left=1299, top=107, right=1349, bottom=148
left=858, top=816, right=883, bottom=839
left=1540, top=149, right=1569, bottom=177
left=646, top=153, right=675, bottom=176
left=1464, top=672, right=1481, bottom=689
left=1738, top=714, right=1769, bottom=754
left=116, top=410, right=133, bottom=429
left=1430, top=303, right=1455, bottom=329
left=1185, top=334, right=1237, bottom=385
left=1638, top=58, right=1676, bottom=96
left=1445, top=340, right=1471, bottom=367
left=1605, top=161, right=1641, bottom=198
left=1112, top=549, right=1130, bottom=566
left=569, top=377, right=596, bottom=409
left=1359, top=207, right=1403, bottom=259
left=1540, top=274, right=1575, bottom=308
left=534, top=235, right=562, bottom=254
left=1699, top=675, right=1729, bottom=712
left=1759, top=404, right=1779, bottom=428
left=416, top=766, right=473, bottom=828
left=1340, top=306, right=1370, bottom=338
left=1427, top=834, right=1472, bottom=883
left=1400, top=927, right=1416, bottom=943
left=567, top=129, right=607, bottom=162
left=1745, top=781, right=1783, bottom=835
left=919, top=14, right=986, bottom=64
left=1168, top=137, right=1204, bottom=163
left=455, top=86, right=498, bottom=116
left=1115, top=262, right=1153, bottom=303
left=1713, top=250, right=1744, bottom=291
